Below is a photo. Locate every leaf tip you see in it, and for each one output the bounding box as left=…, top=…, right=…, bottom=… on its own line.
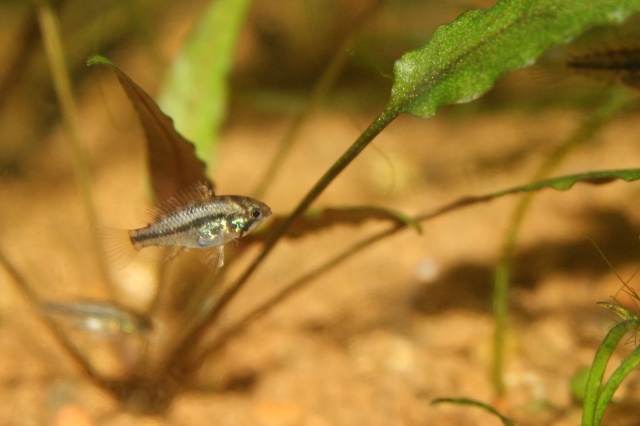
left=87, top=55, right=114, bottom=68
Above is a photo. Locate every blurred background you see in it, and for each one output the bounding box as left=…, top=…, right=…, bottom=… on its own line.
left=1, top=0, right=640, bottom=424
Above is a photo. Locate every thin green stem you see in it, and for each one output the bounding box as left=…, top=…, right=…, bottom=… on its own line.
left=593, top=335, right=640, bottom=425
left=189, top=220, right=402, bottom=372
left=161, top=107, right=399, bottom=374
left=34, top=0, right=114, bottom=296
left=186, top=174, right=535, bottom=374
left=491, top=89, right=631, bottom=395
left=0, top=248, right=109, bottom=389
left=582, top=319, right=640, bottom=426
left=180, top=165, right=640, bottom=377
left=253, top=0, right=384, bottom=198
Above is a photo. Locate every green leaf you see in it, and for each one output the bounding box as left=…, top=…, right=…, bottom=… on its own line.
left=582, top=319, right=640, bottom=426
left=389, top=0, right=640, bottom=118
left=594, top=338, right=640, bottom=425
left=158, top=0, right=251, bottom=167
left=249, top=205, right=422, bottom=243
left=495, top=169, right=640, bottom=195
left=413, top=169, right=640, bottom=226
left=87, top=55, right=213, bottom=202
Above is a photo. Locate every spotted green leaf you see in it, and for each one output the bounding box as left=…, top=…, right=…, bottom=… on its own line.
left=388, top=0, right=640, bottom=118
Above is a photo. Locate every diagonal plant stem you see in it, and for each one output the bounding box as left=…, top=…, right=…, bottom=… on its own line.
left=582, top=318, right=640, bottom=426
left=253, top=0, right=385, bottom=198
left=492, top=89, right=631, bottom=395
left=184, top=177, right=544, bottom=374
left=160, top=107, right=399, bottom=373
left=0, top=248, right=109, bottom=390
left=184, top=166, right=640, bottom=376
left=593, top=334, right=640, bottom=425
left=34, top=0, right=114, bottom=297
left=188, top=218, right=404, bottom=372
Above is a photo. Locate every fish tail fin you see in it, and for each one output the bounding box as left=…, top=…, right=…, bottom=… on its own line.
left=98, top=226, right=139, bottom=269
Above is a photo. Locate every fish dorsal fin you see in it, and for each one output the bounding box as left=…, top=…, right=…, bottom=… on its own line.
left=139, top=182, right=215, bottom=223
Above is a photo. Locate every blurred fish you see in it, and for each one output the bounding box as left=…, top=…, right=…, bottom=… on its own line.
left=107, top=182, right=272, bottom=267
left=567, top=46, right=640, bottom=89
left=565, top=39, right=640, bottom=89
left=42, top=300, right=152, bottom=336
left=529, top=34, right=640, bottom=92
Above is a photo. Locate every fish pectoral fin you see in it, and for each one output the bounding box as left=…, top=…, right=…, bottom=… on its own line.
left=163, top=246, right=184, bottom=260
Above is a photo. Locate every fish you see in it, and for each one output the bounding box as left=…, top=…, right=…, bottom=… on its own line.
left=529, top=35, right=640, bottom=91
left=566, top=43, right=640, bottom=89
left=107, top=182, right=272, bottom=267
left=42, top=300, right=152, bottom=337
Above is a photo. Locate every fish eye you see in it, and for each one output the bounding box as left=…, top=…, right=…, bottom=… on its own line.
left=251, top=209, right=262, bottom=219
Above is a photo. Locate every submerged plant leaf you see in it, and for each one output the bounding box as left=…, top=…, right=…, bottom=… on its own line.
left=493, top=168, right=640, bottom=195
left=158, top=0, right=251, bottom=166
left=408, top=168, right=640, bottom=228
left=593, top=340, right=640, bottom=425
left=582, top=319, right=640, bottom=426
left=389, top=0, right=640, bottom=118
left=87, top=55, right=213, bottom=203
left=257, top=205, right=422, bottom=241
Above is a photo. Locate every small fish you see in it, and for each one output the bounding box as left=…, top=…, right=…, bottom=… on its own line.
left=565, top=41, right=640, bottom=89
left=42, top=300, right=152, bottom=336
left=108, top=182, right=272, bottom=267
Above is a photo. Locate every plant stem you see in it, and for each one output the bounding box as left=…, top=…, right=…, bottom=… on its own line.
left=162, top=107, right=399, bottom=373
left=34, top=0, right=114, bottom=296
left=0, top=248, right=108, bottom=389
left=190, top=218, right=403, bottom=372
left=253, top=0, right=384, bottom=198
left=182, top=164, right=640, bottom=376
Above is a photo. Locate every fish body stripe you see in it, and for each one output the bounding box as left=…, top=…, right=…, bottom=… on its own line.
left=128, top=195, right=267, bottom=249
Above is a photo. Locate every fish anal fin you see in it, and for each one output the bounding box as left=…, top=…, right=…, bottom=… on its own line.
left=197, top=245, right=224, bottom=272
left=162, top=246, right=184, bottom=262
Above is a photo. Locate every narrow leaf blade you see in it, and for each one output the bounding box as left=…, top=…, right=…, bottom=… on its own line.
left=582, top=319, right=640, bottom=426
left=593, top=336, right=640, bottom=425
left=158, top=0, right=251, bottom=166
left=87, top=55, right=213, bottom=202
left=246, top=205, right=421, bottom=243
